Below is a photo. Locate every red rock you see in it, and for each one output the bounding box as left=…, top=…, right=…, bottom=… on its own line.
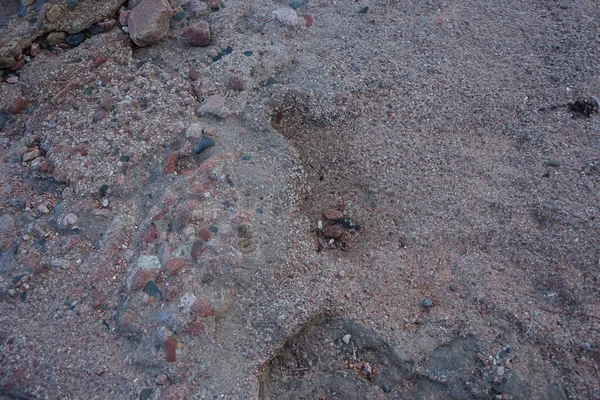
left=185, top=22, right=211, bottom=47
left=128, top=0, right=173, bottom=47
left=199, top=227, right=212, bottom=241
left=191, top=298, right=214, bottom=318
left=323, top=209, right=343, bottom=220
left=119, top=9, right=130, bottom=27
left=99, top=73, right=111, bottom=85
left=163, top=153, right=177, bottom=174
left=165, top=337, right=177, bottom=362
left=304, top=14, right=314, bottom=28
left=131, top=269, right=153, bottom=291
left=186, top=320, right=204, bottom=336
left=189, top=68, right=198, bottom=81
left=9, top=97, right=29, bottom=114
left=323, top=225, right=344, bottom=239
left=166, top=257, right=186, bottom=276
left=10, top=58, right=25, bottom=71
left=141, top=223, right=159, bottom=243
left=94, top=56, right=108, bottom=67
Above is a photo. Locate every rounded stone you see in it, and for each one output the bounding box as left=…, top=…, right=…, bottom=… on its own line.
left=422, top=298, right=433, bottom=308
left=185, top=21, right=210, bottom=47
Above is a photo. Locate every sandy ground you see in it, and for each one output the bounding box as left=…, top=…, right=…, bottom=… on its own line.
left=0, top=0, right=599, bottom=399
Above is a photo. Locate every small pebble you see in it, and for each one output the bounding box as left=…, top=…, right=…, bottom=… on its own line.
left=195, top=137, right=215, bottom=154
left=101, top=198, right=109, bottom=208
left=165, top=338, right=177, bottom=362
left=185, top=21, right=211, bottom=47
left=243, top=51, right=253, bottom=56
left=422, top=298, right=433, bottom=308
left=139, top=388, right=153, bottom=400
left=342, top=334, right=351, bottom=344
left=65, top=33, right=86, bottom=47
left=272, top=7, right=299, bottom=26
left=142, top=281, right=164, bottom=300
left=88, top=25, right=104, bottom=35
left=382, top=384, right=391, bottom=393
left=155, top=374, right=168, bottom=385
left=0, top=112, right=8, bottom=130
left=323, top=209, right=343, bottom=220
left=359, top=6, right=369, bottom=14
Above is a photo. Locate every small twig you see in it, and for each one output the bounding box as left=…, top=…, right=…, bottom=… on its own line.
left=525, top=320, right=534, bottom=336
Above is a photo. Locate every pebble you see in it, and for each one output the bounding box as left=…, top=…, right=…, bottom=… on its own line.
left=155, top=374, right=168, bottom=385
left=322, top=225, right=344, bottom=239
left=6, top=76, right=19, bottom=84
left=142, top=280, right=164, bottom=300
left=272, top=7, right=299, bottom=26
left=139, top=388, right=153, bottom=400
left=22, top=148, right=41, bottom=162
left=339, top=217, right=360, bottom=230
left=225, top=76, right=245, bottom=92
left=195, top=94, right=229, bottom=118
left=243, top=51, right=253, bottom=57
left=45, top=4, right=64, bottom=23
left=46, top=32, right=66, bottom=46
left=101, top=198, right=109, bottom=208
left=30, top=43, right=40, bottom=56
left=66, top=0, right=79, bottom=11
left=0, top=214, right=16, bottom=251
left=128, top=0, right=173, bottom=46
left=382, top=384, right=391, bottom=393
left=422, top=298, right=433, bottom=308
left=0, top=112, right=8, bottom=130
left=359, top=6, right=369, bottom=14
left=342, top=334, right=351, bottom=344
left=163, top=153, right=178, bottom=174
left=62, top=213, right=78, bottom=226
left=172, top=10, right=186, bottom=22
left=165, top=337, right=177, bottom=362
left=208, top=0, right=221, bottom=10
left=119, top=9, right=130, bottom=26
left=9, top=98, right=30, bottom=115
left=289, top=0, right=308, bottom=9
left=185, top=21, right=211, bottom=47
left=195, top=137, right=215, bottom=154
left=188, top=0, right=204, bottom=16
left=199, top=227, right=212, bottom=241
left=189, top=68, right=199, bottom=81
left=137, top=255, right=161, bottom=270
left=88, top=25, right=105, bottom=35
left=166, top=258, right=186, bottom=276
left=212, top=45, right=232, bottom=62
left=323, top=209, right=343, bottom=220
left=37, top=204, right=49, bottom=214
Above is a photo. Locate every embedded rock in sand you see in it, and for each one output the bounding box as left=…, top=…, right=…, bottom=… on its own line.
left=128, top=0, right=172, bottom=46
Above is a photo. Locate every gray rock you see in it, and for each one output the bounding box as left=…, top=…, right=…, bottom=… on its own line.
left=195, top=94, right=229, bottom=119
left=128, top=0, right=173, bottom=46
left=0, top=214, right=16, bottom=251
left=272, top=7, right=299, bottom=26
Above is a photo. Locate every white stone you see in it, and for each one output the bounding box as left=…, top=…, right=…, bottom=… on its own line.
left=272, top=7, right=299, bottom=26
left=342, top=334, right=351, bottom=344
